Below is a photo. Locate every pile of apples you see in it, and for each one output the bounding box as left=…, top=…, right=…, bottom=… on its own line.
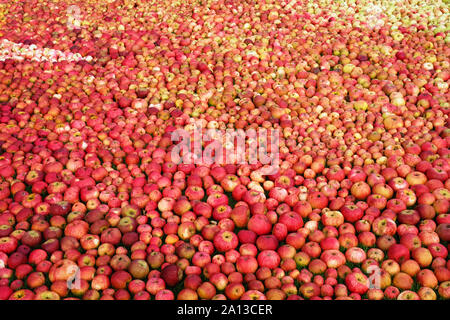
left=0, top=0, right=449, bottom=300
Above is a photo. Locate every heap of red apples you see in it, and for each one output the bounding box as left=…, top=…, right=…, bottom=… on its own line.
left=0, top=0, right=449, bottom=300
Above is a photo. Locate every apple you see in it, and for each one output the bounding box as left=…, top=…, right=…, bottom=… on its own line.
left=0, top=286, right=13, bottom=300
left=8, top=252, right=27, bottom=269
left=285, top=232, right=306, bottom=250
left=128, top=260, right=150, bottom=279
left=397, top=210, right=420, bottom=225
left=278, top=212, right=303, bottom=231
left=155, top=289, right=175, bottom=300
left=321, top=250, right=346, bottom=268
left=411, top=247, right=433, bottom=268
left=345, top=247, right=367, bottom=264
left=272, top=223, right=288, bottom=241
left=372, top=217, right=397, bottom=236
left=247, top=214, right=272, bottom=235
left=224, top=283, right=245, bottom=300
left=100, top=228, right=122, bottom=245
left=207, top=192, right=229, bottom=208
left=257, top=250, right=280, bottom=269
left=372, top=183, right=394, bottom=199
left=437, top=223, right=450, bottom=242
left=345, top=272, right=369, bottom=295
left=416, top=269, right=438, bottom=288
left=8, top=289, right=35, bottom=300
left=50, top=201, right=71, bottom=216
left=438, top=281, right=450, bottom=299
left=111, top=270, right=132, bottom=289
left=338, top=233, right=358, bottom=249
left=341, top=204, right=364, bottom=223
left=418, top=287, right=437, bottom=300
left=212, top=230, right=238, bottom=252
left=241, top=290, right=267, bottom=300
left=21, top=230, right=42, bottom=248
left=145, top=277, right=166, bottom=296
left=193, top=201, right=212, bottom=219
left=184, top=274, right=202, bottom=291
left=400, top=259, right=421, bottom=277
left=197, top=282, right=216, bottom=300
left=0, top=237, right=18, bottom=254
left=307, top=191, right=328, bottom=209
left=256, top=235, right=279, bottom=251
left=161, top=264, right=182, bottom=287
left=299, top=282, right=320, bottom=299
left=178, top=222, right=196, bottom=241
left=110, top=254, right=131, bottom=271
left=399, top=233, right=421, bottom=251
left=384, top=286, right=400, bottom=300
left=428, top=243, right=448, bottom=259
left=392, top=272, right=414, bottom=291
left=387, top=244, right=410, bottom=264
left=397, top=290, right=420, bottom=300
left=221, top=175, right=241, bottom=193
left=293, top=201, right=313, bottom=218
left=320, top=237, right=340, bottom=251
left=236, top=255, right=258, bottom=274
left=351, top=182, right=371, bottom=200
